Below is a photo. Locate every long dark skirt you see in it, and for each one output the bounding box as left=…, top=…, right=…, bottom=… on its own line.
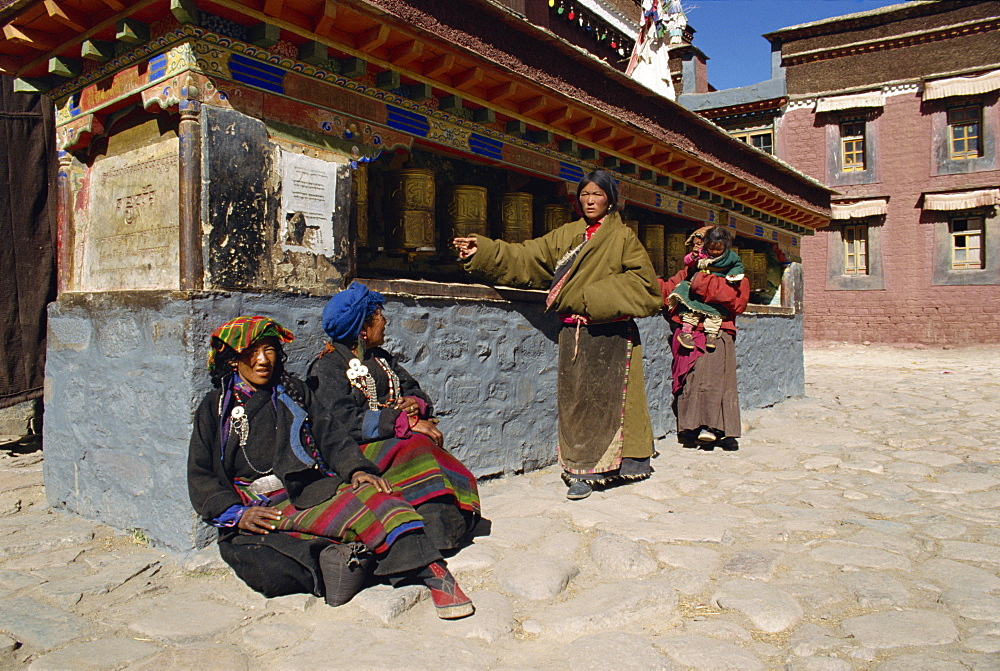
left=557, top=320, right=653, bottom=481
left=673, top=330, right=741, bottom=438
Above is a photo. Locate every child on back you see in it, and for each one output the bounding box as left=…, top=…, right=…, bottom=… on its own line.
left=667, top=225, right=745, bottom=351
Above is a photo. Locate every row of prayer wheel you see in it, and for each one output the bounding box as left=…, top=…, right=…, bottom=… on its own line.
left=382, top=169, right=768, bottom=283
left=383, top=168, right=573, bottom=251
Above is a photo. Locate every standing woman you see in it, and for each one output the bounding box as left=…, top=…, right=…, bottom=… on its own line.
left=453, top=170, right=662, bottom=500
left=659, top=226, right=750, bottom=450
left=188, top=316, right=474, bottom=619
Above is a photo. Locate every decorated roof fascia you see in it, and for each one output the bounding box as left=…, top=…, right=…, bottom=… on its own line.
left=3, top=0, right=827, bottom=232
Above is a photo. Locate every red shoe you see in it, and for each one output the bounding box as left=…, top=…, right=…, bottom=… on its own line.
left=424, top=561, right=474, bottom=619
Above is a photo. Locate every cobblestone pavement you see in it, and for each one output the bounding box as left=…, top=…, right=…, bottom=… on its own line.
left=1, top=344, right=999, bottom=670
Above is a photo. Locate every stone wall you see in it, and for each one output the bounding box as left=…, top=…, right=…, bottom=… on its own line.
left=44, top=290, right=803, bottom=550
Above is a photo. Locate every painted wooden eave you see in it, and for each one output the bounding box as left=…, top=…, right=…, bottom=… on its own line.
left=0, top=0, right=832, bottom=229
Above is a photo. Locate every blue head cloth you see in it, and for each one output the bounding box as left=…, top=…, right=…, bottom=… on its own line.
left=322, top=282, right=386, bottom=342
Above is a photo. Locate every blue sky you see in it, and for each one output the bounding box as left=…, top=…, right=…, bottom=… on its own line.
left=683, top=0, right=908, bottom=90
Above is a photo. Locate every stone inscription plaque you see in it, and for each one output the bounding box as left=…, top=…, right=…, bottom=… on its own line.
left=78, top=139, right=180, bottom=290
left=280, top=149, right=340, bottom=256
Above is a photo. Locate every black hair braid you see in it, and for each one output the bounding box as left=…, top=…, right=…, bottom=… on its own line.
left=279, top=370, right=306, bottom=409
left=209, top=342, right=239, bottom=388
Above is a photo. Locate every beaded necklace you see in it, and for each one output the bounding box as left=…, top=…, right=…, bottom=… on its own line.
left=346, top=356, right=401, bottom=411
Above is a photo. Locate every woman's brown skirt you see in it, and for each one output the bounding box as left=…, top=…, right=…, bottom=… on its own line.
left=674, top=330, right=741, bottom=437
left=557, top=320, right=654, bottom=477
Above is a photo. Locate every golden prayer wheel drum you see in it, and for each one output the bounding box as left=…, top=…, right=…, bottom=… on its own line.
left=665, top=232, right=687, bottom=278
left=446, top=185, right=489, bottom=238
left=386, top=168, right=436, bottom=251
left=354, top=164, right=369, bottom=248
left=641, top=222, right=665, bottom=277
left=737, top=248, right=755, bottom=280
left=623, top=219, right=640, bottom=237
left=500, top=192, right=533, bottom=243
left=541, top=203, right=571, bottom=235
left=752, top=252, right=768, bottom=291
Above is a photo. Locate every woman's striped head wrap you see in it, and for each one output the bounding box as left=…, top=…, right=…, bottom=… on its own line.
left=208, top=315, right=294, bottom=372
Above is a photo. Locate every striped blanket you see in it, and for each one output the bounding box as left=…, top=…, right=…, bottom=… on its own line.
left=362, top=434, right=481, bottom=515
left=234, top=480, right=422, bottom=555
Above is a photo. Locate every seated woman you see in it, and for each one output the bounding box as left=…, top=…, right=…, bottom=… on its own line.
left=187, top=315, right=474, bottom=619
left=306, top=283, right=481, bottom=552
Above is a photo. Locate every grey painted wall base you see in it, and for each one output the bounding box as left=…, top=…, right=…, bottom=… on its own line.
left=44, top=290, right=803, bottom=551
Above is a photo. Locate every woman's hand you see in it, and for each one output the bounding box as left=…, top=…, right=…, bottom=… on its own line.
left=452, top=237, right=477, bottom=259
left=351, top=471, right=393, bottom=494
left=395, top=396, right=421, bottom=417
left=237, top=506, right=282, bottom=534
left=410, top=419, right=444, bottom=447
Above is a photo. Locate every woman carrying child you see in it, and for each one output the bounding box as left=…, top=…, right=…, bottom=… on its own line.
left=660, top=225, right=750, bottom=450
left=667, top=226, right=745, bottom=351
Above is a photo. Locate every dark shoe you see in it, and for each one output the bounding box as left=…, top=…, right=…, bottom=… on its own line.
left=705, top=332, right=718, bottom=351
left=424, top=561, right=474, bottom=619
left=320, top=542, right=372, bottom=607
left=718, top=437, right=739, bottom=451
left=566, top=480, right=593, bottom=500
left=677, top=330, right=695, bottom=350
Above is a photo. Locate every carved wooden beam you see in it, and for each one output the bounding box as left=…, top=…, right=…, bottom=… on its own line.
left=569, top=116, right=596, bottom=135
left=519, top=95, right=547, bottom=116
left=81, top=38, right=114, bottom=61
left=389, top=40, right=422, bottom=67
left=591, top=126, right=615, bottom=143
left=613, top=135, right=638, bottom=152
left=423, top=53, right=453, bottom=78
left=44, top=0, right=88, bottom=32
left=486, top=81, right=516, bottom=103
left=355, top=24, right=389, bottom=52
left=3, top=24, right=61, bottom=51
left=545, top=106, right=571, bottom=126
left=632, top=144, right=656, bottom=160
left=665, top=158, right=688, bottom=172
left=649, top=152, right=672, bottom=166
left=314, top=0, right=337, bottom=35
left=98, top=0, right=124, bottom=9
left=453, top=66, right=483, bottom=92
left=48, top=55, right=80, bottom=77
left=263, top=0, right=284, bottom=17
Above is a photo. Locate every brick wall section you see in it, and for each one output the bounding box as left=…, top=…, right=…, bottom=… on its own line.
left=783, top=96, right=1000, bottom=345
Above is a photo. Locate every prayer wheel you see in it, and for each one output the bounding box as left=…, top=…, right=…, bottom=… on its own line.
left=623, top=219, right=640, bottom=237
left=386, top=168, right=436, bottom=251
left=752, top=252, right=768, bottom=291
left=541, top=203, right=571, bottom=235
left=500, top=192, right=533, bottom=243
left=354, top=164, right=369, bottom=248
left=665, top=232, right=687, bottom=278
left=737, top=249, right=754, bottom=277
left=641, top=222, right=665, bottom=277
left=447, top=185, right=488, bottom=238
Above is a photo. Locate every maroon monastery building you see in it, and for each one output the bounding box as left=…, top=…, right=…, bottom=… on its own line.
left=680, top=1, right=1000, bottom=346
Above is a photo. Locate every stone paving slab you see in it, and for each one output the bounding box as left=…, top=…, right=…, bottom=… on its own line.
left=0, top=596, right=92, bottom=650
left=0, top=344, right=998, bottom=668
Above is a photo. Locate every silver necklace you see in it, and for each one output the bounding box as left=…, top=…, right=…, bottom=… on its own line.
left=346, top=356, right=401, bottom=411
left=220, top=392, right=273, bottom=475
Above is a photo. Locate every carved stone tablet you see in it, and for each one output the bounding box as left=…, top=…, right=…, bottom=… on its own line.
left=77, top=138, right=180, bottom=290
